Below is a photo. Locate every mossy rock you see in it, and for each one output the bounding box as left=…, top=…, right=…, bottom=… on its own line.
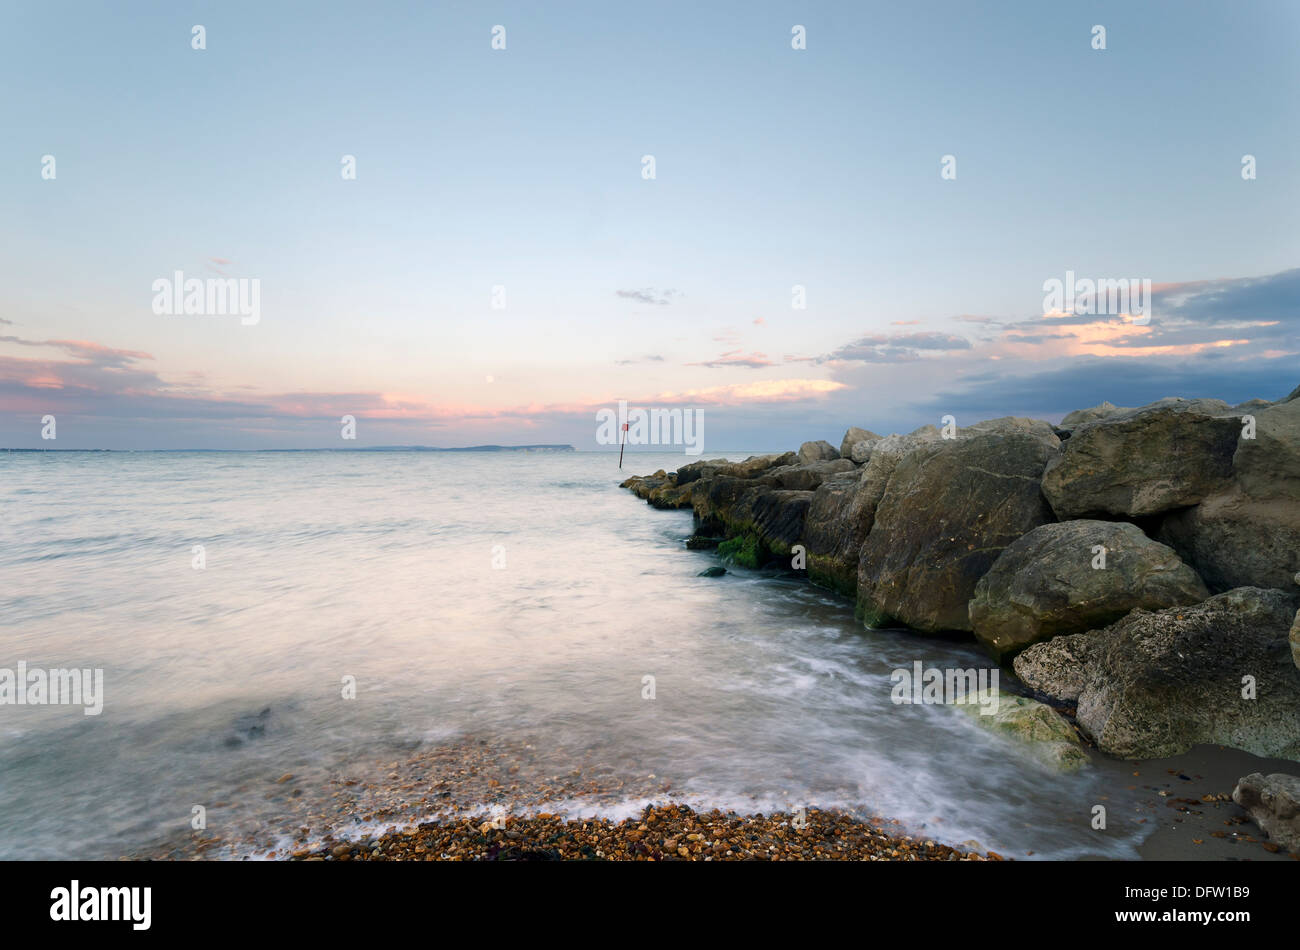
left=958, top=687, right=1088, bottom=772
left=718, top=532, right=766, bottom=569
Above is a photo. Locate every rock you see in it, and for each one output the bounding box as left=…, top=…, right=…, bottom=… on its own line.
left=849, top=440, right=878, bottom=464
left=647, top=480, right=694, bottom=509
left=969, top=520, right=1209, bottom=660
left=692, top=475, right=768, bottom=536
left=726, top=489, right=814, bottom=557
left=1013, top=587, right=1300, bottom=760
left=1156, top=398, right=1300, bottom=591
left=717, top=533, right=764, bottom=568
left=857, top=428, right=1060, bottom=631
left=840, top=427, right=881, bottom=460
left=1232, top=772, right=1300, bottom=853
left=621, top=470, right=672, bottom=499
left=1059, top=401, right=1125, bottom=428
left=697, top=566, right=727, bottom=578
left=1158, top=487, right=1300, bottom=592
left=1041, top=399, right=1241, bottom=519
left=685, top=536, right=721, bottom=550
left=1284, top=382, right=1300, bottom=403
left=676, top=452, right=795, bottom=486
left=802, top=471, right=868, bottom=595
left=1291, top=608, right=1300, bottom=671
left=798, top=440, right=840, bottom=463
left=765, top=458, right=856, bottom=491
left=958, top=687, right=1088, bottom=772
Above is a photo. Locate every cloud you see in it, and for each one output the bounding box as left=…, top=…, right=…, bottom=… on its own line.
left=614, top=355, right=665, bottom=365
left=651, top=378, right=847, bottom=406
left=820, top=332, right=972, bottom=363
left=615, top=288, right=682, bottom=306
left=687, top=349, right=775, bottom=369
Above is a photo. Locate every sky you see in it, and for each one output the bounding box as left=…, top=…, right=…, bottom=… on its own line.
left=1, top=0, right=1297, bottom=451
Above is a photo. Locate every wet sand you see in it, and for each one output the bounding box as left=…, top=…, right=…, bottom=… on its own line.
left=135, top=734, right=1297, bottom=862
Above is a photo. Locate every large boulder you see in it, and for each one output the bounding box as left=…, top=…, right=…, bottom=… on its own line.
left=840, top=427, right=881, bottom=461
left=969, top=520, right=1209, bottom=660
left=803, top=470, right=868, bottom=595
left=856, top=428, right=1060, bottom=631
left=798, top=440, right=839, bottom=463
left=676, top=452, right=795, bottom=486
left=647, top=480, right=694, bottom=509
left=1059, top=401, right=1126, bottom=429
left=620, top=469, right=672, bottom=499
left=849, top=440, right=878, bottom=464
left=725, top=488, right=813, bottom=558
left=1013, top=587, right=1300, bottom=760
left=1156, top=398, right=1300, bottom=591
left=1232, top=772, right=1300, bottom=854
left=765, top=458, right=856, bottom=491
left=1041, top=399, right=1242, bottom=519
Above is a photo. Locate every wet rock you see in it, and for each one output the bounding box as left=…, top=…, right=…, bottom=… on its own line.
left=798, top=440, right=840, bottom=463
left=647, top=480, right=693, bottom=509
left=697, top=566, right=727, bottom=578
left=969, top=520, right=1209, bottom=660
left=1232, top=772, right=1300, bottom=853
left=1041, top=399, right=1241, bottom=519
left=620, top=470, right=672, bottom=499
left=685, top=536, right=721, bottom=550
left=1013, top=587, right=1300, bottom=760
left=957, top=688, right=1088, bottom=772
left=803, top=470, right=869, bottom=595
left=726, top=489, right=814, bottom=557
left=691, top=475, right=766, bottom=536
left=857, top=428, right=1059, bottom=631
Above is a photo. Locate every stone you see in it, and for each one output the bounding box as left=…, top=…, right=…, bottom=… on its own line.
left=857, top=428, right=1059, bottom=631
left=957, top=688, right=1088, bottom=772
left=798, top=440, right=840, bottom=463
left=1059, top=401, right=1125, bottom=428
left=1041, top=399, right=1241, bottom=519
left=1231, top=772, right=1300, bottom=854
left=1156, top=397, right=1300, bottom=591
left=765, top=458, right=856, bottom=491
left=802, top=470, right=868, bottom=595
left=1291, top=608, right=1300, bottom=671
left=969, top=520, right=1209, bottom=660
left=726, top=489, right=814, bottom=557
left=697, top=566, right=727, bottom=578
left=1013, top=587, right=1300, bottom=760
left=839, top=427, right=881, bottom=460
left=849, top=440, right=878, bottom=464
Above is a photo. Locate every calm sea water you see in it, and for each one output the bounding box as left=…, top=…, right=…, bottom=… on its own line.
left=0, top=450, right=1149, bottom=859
